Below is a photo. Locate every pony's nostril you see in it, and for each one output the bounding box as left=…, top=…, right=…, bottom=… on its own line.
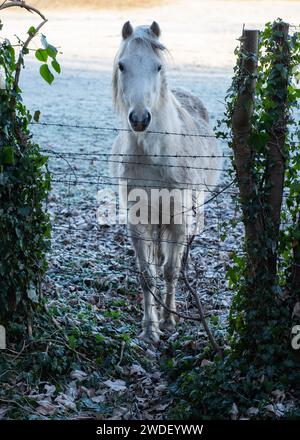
left=129, top=111, right=151, bottom=131
left=145, top=112, right=151, bottom=126
left=129, top=111, right=135, bottom=123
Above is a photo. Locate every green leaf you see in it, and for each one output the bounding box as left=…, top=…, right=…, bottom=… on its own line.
left=47, top=45, right=58, bottom=59
left=35, top=49, right=48, bottom=62
left=33, top=110, right=41, bottom=122
left=1, top=146, right=14, bottom=164
left=40, top=64, right=54, bottom=85
left=51, top=59, right=61, bottom=74
left=27, top=26, right=36, bottom=36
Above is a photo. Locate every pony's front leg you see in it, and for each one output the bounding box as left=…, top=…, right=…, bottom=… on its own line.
left=160, top=225, right=187, bottom=331
left=129, top=225, right=162, bottom=343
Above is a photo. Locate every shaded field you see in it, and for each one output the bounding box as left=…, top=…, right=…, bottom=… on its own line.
left=28, top=0, right=167, bottom=9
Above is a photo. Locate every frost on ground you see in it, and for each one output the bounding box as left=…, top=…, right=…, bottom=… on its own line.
left=1, top=0, right=299, bottom=420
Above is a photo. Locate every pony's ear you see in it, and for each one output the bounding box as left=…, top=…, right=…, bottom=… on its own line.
left=122, top=21, right=133, bottom=39
left=150, top=21, right=161, bottom=38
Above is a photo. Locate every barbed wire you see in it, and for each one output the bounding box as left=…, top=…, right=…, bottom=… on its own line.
left=35, top=119, right=239, bottom=303
left=31, top=121, right=218, bottom=139
left=43, top=149, right=230, bottom=159
left=47, top=155, right=227, bottom=172
left=49, top=169, right=233, bottom=188
left=50, top=178, right=237, bottom=194
left=51, top=225, right=223, bottom=248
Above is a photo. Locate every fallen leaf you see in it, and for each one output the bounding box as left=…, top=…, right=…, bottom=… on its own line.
left=79, top=386, right=95, bottom=398
left=28, top=392, right=46, bottom=401
left=55, top=394, right=76, bottom=411
left=36, top=400, right=57, bottom=415
left=292, top=302, right=300, bottom=319
left=272, top=389, right=285, bottom=402
left=230, top=403, right=239, bottom=420
left=146, top=348, right=157, bottom=360
left=201, top=359, right=214, bottom=367
left=0, top=406, right=9, bottom=420
left=91, top=395, right=106, bottom=404
left=130, top=364, right=146, bottom=376
left=44, top=384, right=56, bottom=397
left=152, top=403, right=169, bottom=412
left=66, top=381, right=79, bottom=399
left=247, top=407, right=259, bottom=417
left=104, top=379, right=127, bottom=392
left=70, top=370, right=88, bottom=382
left=155, top=384, right=167, bottom=393
left=265, top=403, right=285, bottom=417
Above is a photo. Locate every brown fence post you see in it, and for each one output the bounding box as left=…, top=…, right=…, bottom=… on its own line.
left=232, top=29, right=260, bottom=261
left=265, top=22, right=290, bottom=276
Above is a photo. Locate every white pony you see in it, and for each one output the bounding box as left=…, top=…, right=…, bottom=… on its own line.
left=111, top=21, right=222, bottom=343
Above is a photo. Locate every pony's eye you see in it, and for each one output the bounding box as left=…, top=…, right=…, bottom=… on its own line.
left=118, top=62, right=124, bottom=72
left=157, top=65, right=162, bottom=72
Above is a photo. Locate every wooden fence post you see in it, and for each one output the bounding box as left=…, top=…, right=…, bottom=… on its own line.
left=232, top=29, right=260, bottom=258
left=231, top=24, right=294, bottom=351
left=265, top=22, right=290, bottom=276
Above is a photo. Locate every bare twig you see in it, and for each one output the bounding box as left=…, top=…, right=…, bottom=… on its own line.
left=43, top=302, right=64, bottom=331
left=182, top=237, right=224, bottom=356
left=143, top=274, right=203, bottom=323
left=0, top=1, right=47, bottom=88
left=0, top=398, right=46, bottom=418
left=0, top=1, right=46, bottom=21
left=117, top=340, right=125, bottom=366
left=182, top=269, right=223, bottom=357
left=142, top=248, right=224, bottom=355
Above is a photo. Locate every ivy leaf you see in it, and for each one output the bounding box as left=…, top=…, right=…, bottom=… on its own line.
left=1, top=146, right=14, bottom=164
left=40, top=64, right=54, bottom=85
left=51, top=59, right=61, bottom=74
left=34, top=110, right=41, bottom=122
left=27, top=283, right=39, bottom=303
left=35, top=49, right=48, bottom=63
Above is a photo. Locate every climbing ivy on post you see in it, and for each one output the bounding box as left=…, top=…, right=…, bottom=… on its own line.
left=0, top=2, right=60, bottom=329
left=166, top=21, right=300, bottom=419
left=225, top=21, right=300, bottom=365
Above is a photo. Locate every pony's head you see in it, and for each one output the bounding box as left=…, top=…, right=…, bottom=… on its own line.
left=113, top=21, right=167, bottom=133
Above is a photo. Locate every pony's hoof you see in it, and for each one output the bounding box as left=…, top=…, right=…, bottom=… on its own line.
left=159, top=316, right=176, bottom=332
left=140, top=326, right=162, bottom=344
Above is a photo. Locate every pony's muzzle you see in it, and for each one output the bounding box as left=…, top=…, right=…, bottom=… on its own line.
left=129, top=110, right=151, bottom=132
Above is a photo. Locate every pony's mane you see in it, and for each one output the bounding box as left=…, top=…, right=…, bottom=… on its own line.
left=112, top=26, right=167, bottom=112
left=128, top=25, right=166, bottom=53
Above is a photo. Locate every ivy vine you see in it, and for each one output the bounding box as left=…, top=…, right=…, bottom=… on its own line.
left=0, top=3, right=60, bottom=326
